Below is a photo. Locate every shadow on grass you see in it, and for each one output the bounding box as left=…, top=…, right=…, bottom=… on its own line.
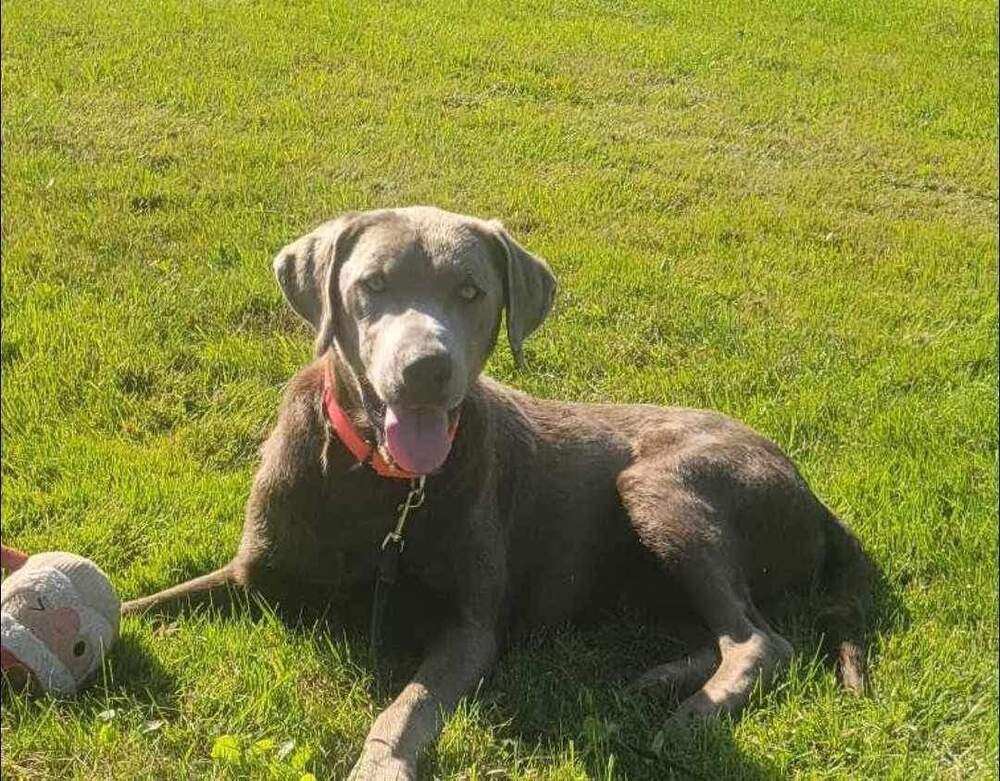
left=462, top=611, right=781, bottom=780
left=114, top=550, right=905, bottom=779
left=0, top=631, right=179, bottom=736
left=292, top=600, right=784, bottom=778
left=102, top=630, right=180, bottom=706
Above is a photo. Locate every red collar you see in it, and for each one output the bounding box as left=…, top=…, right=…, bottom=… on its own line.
left=321, top=365, right=459, bottom=480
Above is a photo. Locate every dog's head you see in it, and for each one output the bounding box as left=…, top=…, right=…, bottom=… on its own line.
left=273, top=206, right=556, bottom=474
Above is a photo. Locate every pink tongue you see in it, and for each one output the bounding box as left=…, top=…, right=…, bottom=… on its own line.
left=384, top=405, right=451, bottom=475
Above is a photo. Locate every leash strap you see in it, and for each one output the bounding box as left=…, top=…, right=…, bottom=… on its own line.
left=369, top=477, right=426, bottom=668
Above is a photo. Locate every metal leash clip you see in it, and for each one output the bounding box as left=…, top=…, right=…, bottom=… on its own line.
left=382, top=475, right=427, bottom=552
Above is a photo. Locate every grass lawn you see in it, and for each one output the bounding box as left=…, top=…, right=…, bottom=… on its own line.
left=1, top=0, right=997, bottom=778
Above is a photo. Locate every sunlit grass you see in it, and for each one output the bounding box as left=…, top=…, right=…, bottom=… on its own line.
left=2, top=0, right=996, bottom=777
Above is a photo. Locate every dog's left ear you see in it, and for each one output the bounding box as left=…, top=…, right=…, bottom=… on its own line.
left=272, top=213, right=358, bottom=354
left=488, top=220, right=557, bottom=368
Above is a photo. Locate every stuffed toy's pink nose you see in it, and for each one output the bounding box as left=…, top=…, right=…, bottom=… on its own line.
left=29, top=607, right=82, bottom=649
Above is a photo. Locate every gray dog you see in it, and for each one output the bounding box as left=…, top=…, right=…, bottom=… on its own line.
left=125, top=206, right=873, bottom=779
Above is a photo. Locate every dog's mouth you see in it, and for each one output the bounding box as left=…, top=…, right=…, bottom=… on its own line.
left=361, top=392, right=461, bottom=475
left=379, top=405, right=455, bottom=475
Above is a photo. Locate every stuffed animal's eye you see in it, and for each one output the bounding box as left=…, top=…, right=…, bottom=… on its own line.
left=73, top=640, right=86, bottom=657
left=458, top=283, right=482, bottom=302
left=362, top=273, right=386, bottom=293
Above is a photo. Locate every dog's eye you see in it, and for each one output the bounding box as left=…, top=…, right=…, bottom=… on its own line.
left=362, top=274, right=386, bottom=293
left=458, top=283, right=482, bottom=302
left=72, top=640, right=86, bottom=657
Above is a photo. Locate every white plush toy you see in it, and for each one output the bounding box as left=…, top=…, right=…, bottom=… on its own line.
left=1, top=544, right=120, bottom=696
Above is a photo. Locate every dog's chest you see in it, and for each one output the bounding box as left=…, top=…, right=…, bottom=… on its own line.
left=285, top=476, right=471, bottom=597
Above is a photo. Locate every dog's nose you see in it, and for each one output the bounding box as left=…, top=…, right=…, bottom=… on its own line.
left=401, top=352, right=453, bottom=396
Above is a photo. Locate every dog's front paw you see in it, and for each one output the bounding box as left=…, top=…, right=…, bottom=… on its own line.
left=347, top=745, right=416, bottom=781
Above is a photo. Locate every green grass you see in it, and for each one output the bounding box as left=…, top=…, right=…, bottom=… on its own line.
left=1, top=0, right=996, bottom=777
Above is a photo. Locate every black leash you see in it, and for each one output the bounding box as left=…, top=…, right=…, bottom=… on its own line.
left=369, top=476, right=426, bottom=671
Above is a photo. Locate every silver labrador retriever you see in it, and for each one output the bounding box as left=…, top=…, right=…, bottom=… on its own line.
left=125, top=206, right=873, bottom=779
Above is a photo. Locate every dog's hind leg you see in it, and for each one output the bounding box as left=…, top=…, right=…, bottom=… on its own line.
left=628, top=644, right=720, bottom=698
left=669, top=598, right=792, bottom=722
left=618, top=469, right=793, bottom=720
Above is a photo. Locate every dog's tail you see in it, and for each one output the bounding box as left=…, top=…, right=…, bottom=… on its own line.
left=816, top=506, right=875, bottom=693
left=121, top=564, right=238, bottom=617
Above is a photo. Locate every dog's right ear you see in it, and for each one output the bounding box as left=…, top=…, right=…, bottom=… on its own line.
left=272, top=214, right=357, bottom=354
